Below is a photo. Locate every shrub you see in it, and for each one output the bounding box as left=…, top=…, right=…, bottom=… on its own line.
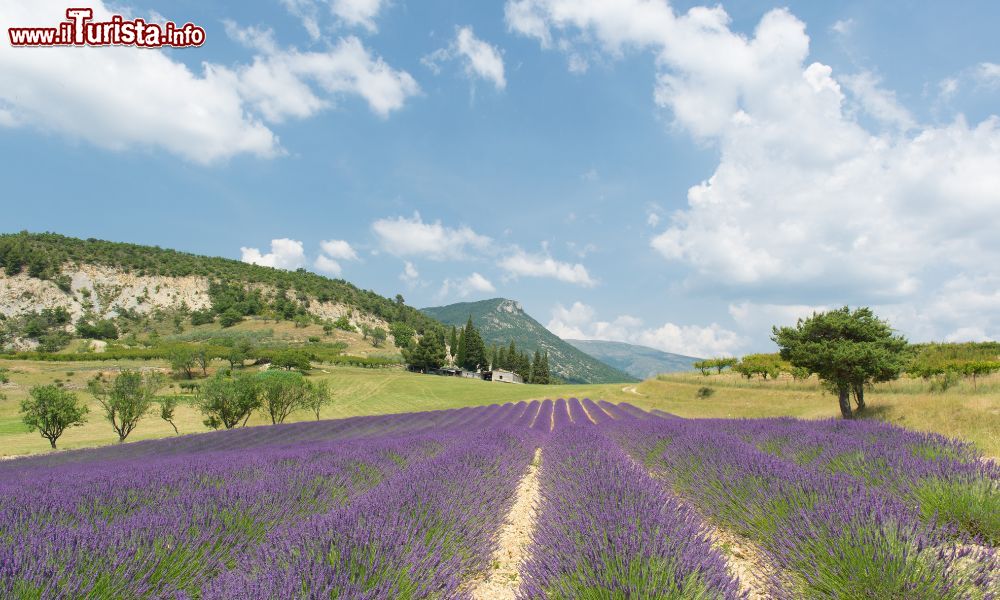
left=219, top=308, right=243, bottom=328
left=696, top=386, right=715, bottom=399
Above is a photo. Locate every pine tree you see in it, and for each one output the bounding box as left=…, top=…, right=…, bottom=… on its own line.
left=455, top=327, right=467, bottom=369
left=530, top=349, right=542, bottom=383
left=461, top=316, right=487, bottom=371
left=506, top=340, right=517, bottom=371
left=495, top=346, right=506, bottom=372
left=449, top=326, right=458, bottom=359
left=405, top=329, right=446, bottom=371
left=533, top=352, right=551, bottom=385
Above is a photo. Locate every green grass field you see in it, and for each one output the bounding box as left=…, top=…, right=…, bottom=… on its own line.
left=2, top=360, right=998, bottom=458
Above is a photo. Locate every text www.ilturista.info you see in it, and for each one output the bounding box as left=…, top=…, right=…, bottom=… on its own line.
left=8, top=8, right=205, bottom=48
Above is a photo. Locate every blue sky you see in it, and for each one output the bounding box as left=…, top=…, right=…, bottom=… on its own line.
left=2, top=0, right=999, bottom=356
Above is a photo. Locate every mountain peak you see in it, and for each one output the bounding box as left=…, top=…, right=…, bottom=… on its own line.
left=421, top=299, right=636, bottom=384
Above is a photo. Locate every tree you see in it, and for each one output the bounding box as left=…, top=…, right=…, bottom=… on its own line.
left=195, top=348, right=210, bottom=377
left=219, top=308, right=243, bottom=328
left=772, top=306, right=909, bottom=419
left=303, top=380, right=333, bottom=420
left=271, top=349, right=311, bottom=372
left=369, top=327, right=388, bottom=348
left=459, top=317, right=487, bottom=371
left=713, top=357, right=738, bottom=374
left=169, top=347, right=196, bottom=379
left=533, top=352, right=551, bottom=384
left=88, top=370, right=165, bottom=443
left=455, top=327, right=467, bottom=369
left=693, top=360, right=713, bottom=376
left=20, top=385, right=88, bottom=449
left=159, top=396, right=179, bottom=435
left=389, top=322, right=415, bottom=349
left=198, top=373, right=261, bottom=430
left=256, top=370, right=310, bottom=424
left=405, top=329, right=447, bottom=372
left=448, top=326, right=458, bottom=359
left=227, top=339, right=255, bottom=369
left=734, top=354, right=785, bottom=380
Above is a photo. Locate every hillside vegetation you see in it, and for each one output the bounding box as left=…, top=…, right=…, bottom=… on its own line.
left=422, top=298, right=636, bottom=384
left=0, top=231, right=440, bottom=335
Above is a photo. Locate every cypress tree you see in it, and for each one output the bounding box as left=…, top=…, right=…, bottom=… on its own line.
left=455, top=326, right=467, bottom=369
left=461, top=316, right=487, bottom=371
left=449, top=326, right=458, bottom=359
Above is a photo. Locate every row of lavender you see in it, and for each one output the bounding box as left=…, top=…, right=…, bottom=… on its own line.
left=606, top=412, right=998, bottom=598
left=0, top=401, right=542, bottom=598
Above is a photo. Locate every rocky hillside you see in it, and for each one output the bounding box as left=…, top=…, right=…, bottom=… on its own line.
left=565, top=339, right=701, bottom=380
left=421, top=298, right=636, bottom=384
left=0, top=232, right=438, bottom=351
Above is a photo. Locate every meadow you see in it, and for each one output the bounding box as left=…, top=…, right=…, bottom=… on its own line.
left=2, top=359, right=998, bottom=457
left=1, top=399, right=996, bottom=598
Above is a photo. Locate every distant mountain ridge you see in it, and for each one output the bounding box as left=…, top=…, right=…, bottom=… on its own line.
left=421, top=298, right=637, bottom=384
left=565, top=339, right=702, bottom=380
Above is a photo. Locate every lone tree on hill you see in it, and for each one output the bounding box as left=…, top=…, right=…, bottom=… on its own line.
left=772, top=306, right=908, bottom=419
left=20, top=385, right=89, bottom=449
left=88, top=370, right=165, bottom=443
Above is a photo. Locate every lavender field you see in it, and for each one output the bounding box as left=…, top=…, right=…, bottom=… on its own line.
left=1, top=399, right=997, bottom=599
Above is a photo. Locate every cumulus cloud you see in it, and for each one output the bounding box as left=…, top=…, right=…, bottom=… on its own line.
left=223, top=27, right=419, bottom=122
left=438, top=272, right=497, bottom=299
left=280, top=0, right=388, bottom=37
left=241, top=238, right=307, bottom=270
left=499, top=249, right=596, bottom=286
left=423, top=26, right=507, bottom=90
left=399, top=261, right=420, bottom=283
left=313, top=239, right=359, bottom=275
left=372, top=213, right=491, bottom=260
left=508, top=0, right=1000, bottom=342
left=547, top=302, right=744, bottom=357
left=319, top=239, right=359, bottom=261
left=0, top=2, right=416, bottom=164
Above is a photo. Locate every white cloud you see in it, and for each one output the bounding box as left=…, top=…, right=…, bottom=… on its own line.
left=499, top=249, right=596, bottom=286
left=547, top=302, right=744, bottom=357
left=831, top=18, right=854, bottom=36
left=646, top=212, right=660, bottom=227
left=0, top=2, right=278, bottom=164
left=331, top=0, right=387, bottom=31
left=509, top=1, right=1000, bottom=343
left=423, top=26, right=506, bottom=90
left=241, top=239, right=307, bottom=270
left=975, top=62, right=1000, bottom=88
left=438, top=272, right=497, bottom=299
left=280, top=0, right=388, bottom=36
left=0, top=3, right=416, bottom=164
left=399, top=261, right=420, bottom=283
left=314, top=255, right=344, bottom=276
left=372, top=213, right=492, bottom=260
left=841, top=71, right=916, bottom=130
left=319, top=239, right=359, bottom=261
left=223, top=29, right=419, bottom=122
left=314, top=239, right=359, bottom=275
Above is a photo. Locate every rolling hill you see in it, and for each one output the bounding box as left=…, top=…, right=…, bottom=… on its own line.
left=565, top=339, right=701, bottom=380
left=421, top=298, right=637, bottom=384
left=0, top=232, right=438, bottom=352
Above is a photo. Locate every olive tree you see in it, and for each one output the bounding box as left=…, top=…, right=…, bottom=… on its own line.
left=772, top=306, right=908, bottom=419
left=88, top=370, right=165, bottom=443
left=20, top=385, right=88, bottom=449
left=303, top=380, right=333, bottom=420
left=198, top=373, right=261, bottom=429
left=256, top=370, right=311, bottom=424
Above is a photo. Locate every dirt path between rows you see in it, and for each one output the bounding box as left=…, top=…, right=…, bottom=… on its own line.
left=470, top=447, right=543, bottom=599
left=704, top=523, right=783, bottom=599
